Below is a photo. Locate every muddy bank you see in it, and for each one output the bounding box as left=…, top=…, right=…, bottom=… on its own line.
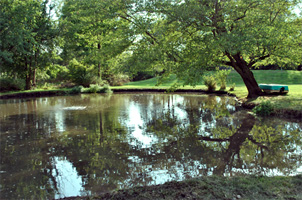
left=0, top=90, right=67, bottom=99
left=58, top=175, right=302, bottom=200
left=0, top=88, right=235, bottom=99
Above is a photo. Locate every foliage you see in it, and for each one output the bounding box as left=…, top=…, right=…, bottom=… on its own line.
left=101, top=84, right=112, bottom=93
left=131, top=71, right=158, bottom=81
left=69, top=86, right=84, bottom=94
left=68, top=59, right=100, bottom=87
left=60, top=0, right=133, bottom=81
left=253, top=101, right=275, bottom=116
left=46, top=64, right=69, bottom=81
left=78, top=84, right=111, bottom=94
left=126, top=0, right=302, bottom=98
left=0, top=0, right=59, bottom=90
left=0, top=77, right=25, bottom=92
left=107, top=74, right=130, bottom=86
left=229, top=83, right=236, bottom=91
left=203, top=75, right=217, bottom=92
left=216, top=70, right=231, bottom=90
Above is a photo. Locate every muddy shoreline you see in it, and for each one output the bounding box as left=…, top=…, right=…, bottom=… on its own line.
left=0, top=88, right=235, bottom=99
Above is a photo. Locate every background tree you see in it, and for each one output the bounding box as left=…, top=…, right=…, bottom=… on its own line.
left=0, top=0, right=58, bottom=90
left=123, top=0, right=302, bottom=98
left=60, top=0, right=133, bottom=84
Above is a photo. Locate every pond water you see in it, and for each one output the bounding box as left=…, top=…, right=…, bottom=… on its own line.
left=0, top=93, right=301, bottom=199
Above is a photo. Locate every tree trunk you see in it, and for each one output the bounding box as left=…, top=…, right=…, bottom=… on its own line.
left=32, top=68, right=36, bottom=88
left=235, top=64, right=263, bottom=98
left=25, top=57, right=32, bottom=90
left=227, top=53, right=264, bottom=98
left=97, top=43, right=101, bottom=78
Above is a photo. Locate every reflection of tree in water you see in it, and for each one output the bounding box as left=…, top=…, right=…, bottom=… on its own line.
left=145, top=96, right=302, bottom=177
left=1, top=94, right=301, bottom=199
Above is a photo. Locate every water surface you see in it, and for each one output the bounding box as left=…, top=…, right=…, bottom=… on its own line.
left=0, top=93, right=301, bottom=199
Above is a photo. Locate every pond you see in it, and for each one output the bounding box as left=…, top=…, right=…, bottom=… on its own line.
left=0, top=93, right=301, bottom=199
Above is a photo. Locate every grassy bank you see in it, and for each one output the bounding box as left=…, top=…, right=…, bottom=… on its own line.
left=113, top=70, right=302, bottom=111
left=1, top=70, right=301, bottom=112
left=62, top=175, right=302, bottom=200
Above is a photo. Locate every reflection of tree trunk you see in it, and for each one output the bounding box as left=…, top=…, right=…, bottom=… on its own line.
left=213, top=113, right=256, bottom=175
left=100, top=113, right=104, bottom=144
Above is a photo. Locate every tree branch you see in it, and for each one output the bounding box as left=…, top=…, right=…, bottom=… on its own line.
left=248, top=54, right=270, bottom=68
left=197, top=136, right=229, bottom=142
left=247, top=135, right=269, bottom=150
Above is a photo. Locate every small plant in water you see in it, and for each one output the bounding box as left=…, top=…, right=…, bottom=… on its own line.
left=229, top=83, right=236, bottom=91
left=203, top=75, right=216, bottom=92
left=69, top=86, right=83, bottom=94
left=100, top=84, right=112, bottom=93
left=253, top=101, right=274, bottom=116
left=88, top=84, right=102, bottom=93
left=215, top=69, right=231, bottom=91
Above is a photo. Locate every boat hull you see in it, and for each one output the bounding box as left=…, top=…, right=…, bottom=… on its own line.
left=259, top=84, right=289, bottom=94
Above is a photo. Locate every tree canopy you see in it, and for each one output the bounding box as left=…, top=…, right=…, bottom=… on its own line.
left=122, top=0, right=302, bottom=97
left=1, top=0, right=301, bottom=97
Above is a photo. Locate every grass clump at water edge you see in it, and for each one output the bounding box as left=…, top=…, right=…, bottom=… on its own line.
left=68, top=84, right=112, bottom=94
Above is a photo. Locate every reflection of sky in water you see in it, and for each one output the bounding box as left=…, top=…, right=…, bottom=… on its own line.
left=52, top=157, right=88, bottom=199
left=124, top=95, right=189, bottom=148
left=127, top=102, right=158, bottom=148
left=1, top=94, right=301, bottom=199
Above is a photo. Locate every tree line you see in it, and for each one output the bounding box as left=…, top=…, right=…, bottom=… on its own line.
left=1, top=0, right=301, bottom=98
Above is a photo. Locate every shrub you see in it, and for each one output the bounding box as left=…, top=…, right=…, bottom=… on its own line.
left=216, top=69, right=231, bottom=90
left=203, top=75, right=217, bottom=92
left=253, top=101, right=274, bottom=116
left=99, top=84, right=112, bottom=93
left=229, top=83, right=236, bottom=91
left=108, top=74, right=130, bottom=86
left=0, top=77, right=25, bottom=92
left=88, top=84, right=102, bottom=93
left=80, top=84, right=112, bottom=94
left=68, top=86, right=84, bottom=94
left=68, top=59, right=99, bottom=87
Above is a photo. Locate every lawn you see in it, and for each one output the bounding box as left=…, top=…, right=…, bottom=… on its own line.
left=1, top=70, right=301, bottom=111
left=113, top=70, right=302, bottom=111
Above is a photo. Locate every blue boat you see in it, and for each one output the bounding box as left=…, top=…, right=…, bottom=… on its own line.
left=259, top=84, right=289, bottom=94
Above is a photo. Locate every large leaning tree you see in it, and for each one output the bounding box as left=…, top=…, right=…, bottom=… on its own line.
left=121, top=0, right=302, bottom=98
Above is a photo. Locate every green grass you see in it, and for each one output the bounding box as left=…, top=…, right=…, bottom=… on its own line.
left=120, top=70, right=302, bottom=87
left=1, top=70, right=301, bottom=111
left=112, top=70, right=302, bottom=111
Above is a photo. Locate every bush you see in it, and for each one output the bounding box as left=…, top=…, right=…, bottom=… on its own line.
left=99, top=84, right=112, bottom=93
left=253, top=101, right=274, bottom=116
left=0, top=78, right=25, bottom=92
left=88, top=84, right=102, bottom=93
left=108, top=74, right=130, bottom=86
left=80, top=84, right=112, bottom=94
left=68, top=59, right=99, bottom=87
left=229, top=83, right=236, bottom=91
left=216, top=69, right=231, bottom=90
left=68, top=86, right=84, bottom=94
left=203, top=75, right=217, bottom=92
